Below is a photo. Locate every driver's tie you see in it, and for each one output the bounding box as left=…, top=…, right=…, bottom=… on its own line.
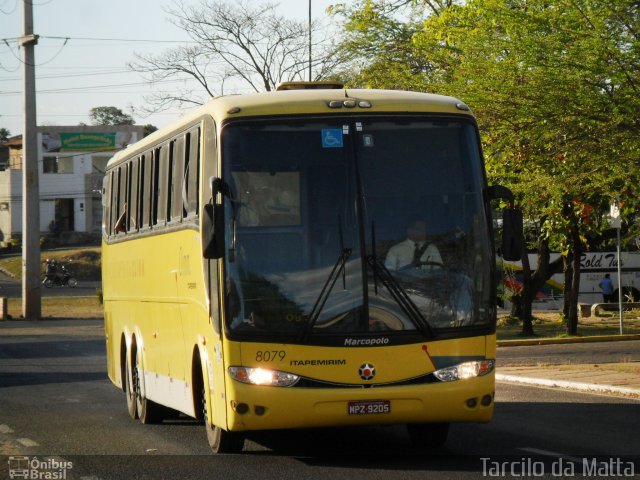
left=412, top=242, right=422, bottom=266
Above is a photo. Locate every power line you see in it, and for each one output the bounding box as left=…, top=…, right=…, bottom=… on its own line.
left=2, top=36, right=69, bottom=67
left=0, top=111, right=185, bottom=117
left=41, top=35, right=195, bottom=44
left=0, top=0, right=18, bottom=14
left=0, top=35, right=193, bottom=44
left=0, top=68, right=132, bottom=82
left=0, top=77, right=196, bottom=95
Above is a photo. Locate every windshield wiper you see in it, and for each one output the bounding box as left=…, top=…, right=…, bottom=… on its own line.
left=300, top=217, right=352, bottom=341
left=368, top=222, right=434, bottom=339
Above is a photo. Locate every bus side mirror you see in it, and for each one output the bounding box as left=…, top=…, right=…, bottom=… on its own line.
left=485, top=184, right=524, bottom=262
left=502, top=207, right=523, bottom=261
left=203, top=203, right=225, bottom=259
left=202, top=177, right=226, bottom=259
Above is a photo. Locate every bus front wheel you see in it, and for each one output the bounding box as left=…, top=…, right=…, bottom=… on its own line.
left=407, top=422, right=450, bottom=449
left=136, top=353, right=165, bottom=424
left=201, top=384, right=244, bottom=454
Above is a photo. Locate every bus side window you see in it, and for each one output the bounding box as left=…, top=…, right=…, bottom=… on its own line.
left=138, top=154, right=147, bottom=229
left=152, top=147, right=162, bottom=226
left=114, top=163, right=128, bottom=234
left=110, top=169, right=120, bottom=236
left=171, top=136, right=185, bottom=222
left=128, top=157, right=139, bottom=233
left=185, top=126, right=200, bottom=217
left=157, top=144, right=171, bottom=225
left=104, top=171, right=112, bottom=236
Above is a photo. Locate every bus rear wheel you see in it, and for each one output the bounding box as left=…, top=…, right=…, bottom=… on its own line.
left=407, top=422, right=450, bottom=449
left=201, top=385, right=244, bottom=454
left=125, top=354, right=138, bottom=420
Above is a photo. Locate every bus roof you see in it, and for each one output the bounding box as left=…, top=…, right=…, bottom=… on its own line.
left=210, top=88, right=472, bottom=118
left=107, top=88, right=473, bottom=168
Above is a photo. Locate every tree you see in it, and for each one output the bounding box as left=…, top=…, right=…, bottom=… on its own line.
left=330, top=0, right=452, bottom=90
left=129, top=0, right=343, bottom=113
left=89, top=106, right=134, bottom=126
left=0, top=128, right=10, bottom=143
left=143, top=124, right=158, bottom=137
left=415, top=0, right=640, bottom=335
left=337, top=0, right=640, bottom=335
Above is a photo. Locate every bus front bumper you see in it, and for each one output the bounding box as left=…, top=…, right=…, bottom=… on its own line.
left=224, top=374, right=495, bottom=431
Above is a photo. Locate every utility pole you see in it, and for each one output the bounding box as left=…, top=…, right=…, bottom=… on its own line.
left=20, top=0, right=41, bottom=320
left=308, top=0, right=312, bottom=81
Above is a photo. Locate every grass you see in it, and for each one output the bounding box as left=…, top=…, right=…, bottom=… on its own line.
left=0, top=247, right=101, bottom=281
left=5, top=296, right=103, bottom=319
left=497, top=311, right=640, bottom=340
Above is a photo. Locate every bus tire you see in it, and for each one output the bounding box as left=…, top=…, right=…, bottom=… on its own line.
left=135, top=353, right=165, bottom=425
left=201, top=383, right=244, bottom=454
left=125, top=350, right=138, bottom=420
left=407, top=422, right=450, bottom=449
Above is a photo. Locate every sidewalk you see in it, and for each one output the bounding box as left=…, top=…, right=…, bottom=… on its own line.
left=496, top=331, right=640, bottom=399
left=497, top=363, right=640, bottom=400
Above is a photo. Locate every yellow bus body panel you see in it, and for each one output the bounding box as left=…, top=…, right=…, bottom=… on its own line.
left=221, top=335, right=494, bottom=431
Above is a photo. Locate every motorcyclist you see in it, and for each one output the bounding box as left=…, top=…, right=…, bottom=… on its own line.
left=45, top=259, right=57, bottom=279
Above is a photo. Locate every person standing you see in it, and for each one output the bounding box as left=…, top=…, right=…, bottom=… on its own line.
left=598, top=274, right=615, bottom=303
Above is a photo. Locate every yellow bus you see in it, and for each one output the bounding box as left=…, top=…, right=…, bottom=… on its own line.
left=102, top=82, right=521, bottom=453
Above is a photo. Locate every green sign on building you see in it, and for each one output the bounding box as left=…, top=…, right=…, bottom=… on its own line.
left=59, top=132, right=116, bottom=151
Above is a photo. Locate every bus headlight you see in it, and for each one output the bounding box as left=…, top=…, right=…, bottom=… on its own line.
left=433, top=360, right=495, bottom=382
left=229, top=366, right=300, bottom=387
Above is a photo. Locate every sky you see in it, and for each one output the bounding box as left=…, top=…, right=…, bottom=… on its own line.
left=0, top=0, right=349, bottom=137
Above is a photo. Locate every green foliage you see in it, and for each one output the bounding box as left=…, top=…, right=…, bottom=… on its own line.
left=336, top=0, right=640, bottom=253
left=89, top=106, right=134, bottom=126
left=0, top=127, right=10, bottom=143
left=437, top=0, right=639, bottom=248
left=143, top=124, right=158, bottom=137
left=335, top=0, right=640, bottom=330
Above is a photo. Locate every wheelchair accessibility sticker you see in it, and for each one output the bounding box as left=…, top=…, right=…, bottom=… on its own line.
left=321, top=129, right=343, bottom=148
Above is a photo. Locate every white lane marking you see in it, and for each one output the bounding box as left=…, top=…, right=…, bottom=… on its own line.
left=0, top=424, right=14, bottom=434
left=519, top=447, right=584, bottom=464
left=16, top=438, right=39, bottom=447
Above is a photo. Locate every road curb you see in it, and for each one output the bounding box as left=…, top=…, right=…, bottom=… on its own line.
left=497, top=334, right=640, bottom=347
left=496, top=373, right=640, bottom=400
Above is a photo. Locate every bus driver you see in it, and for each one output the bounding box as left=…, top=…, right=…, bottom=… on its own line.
left=385, top=220, right=443, bottom=271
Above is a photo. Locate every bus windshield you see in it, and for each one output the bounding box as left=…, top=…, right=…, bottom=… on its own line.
left=221, top=117, right=493, bottom=343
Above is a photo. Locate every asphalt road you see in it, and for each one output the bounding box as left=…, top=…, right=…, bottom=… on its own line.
left=0, top=320, right=638, bottom=480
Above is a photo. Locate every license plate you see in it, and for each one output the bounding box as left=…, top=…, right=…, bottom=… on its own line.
left=347, top=400, right=391, bottom=415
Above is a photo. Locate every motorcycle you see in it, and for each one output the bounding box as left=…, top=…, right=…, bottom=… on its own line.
left=43, top=262, right=78, bottom=288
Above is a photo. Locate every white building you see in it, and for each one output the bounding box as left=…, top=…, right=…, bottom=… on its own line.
left=0, top=125, right=143, bottom=246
